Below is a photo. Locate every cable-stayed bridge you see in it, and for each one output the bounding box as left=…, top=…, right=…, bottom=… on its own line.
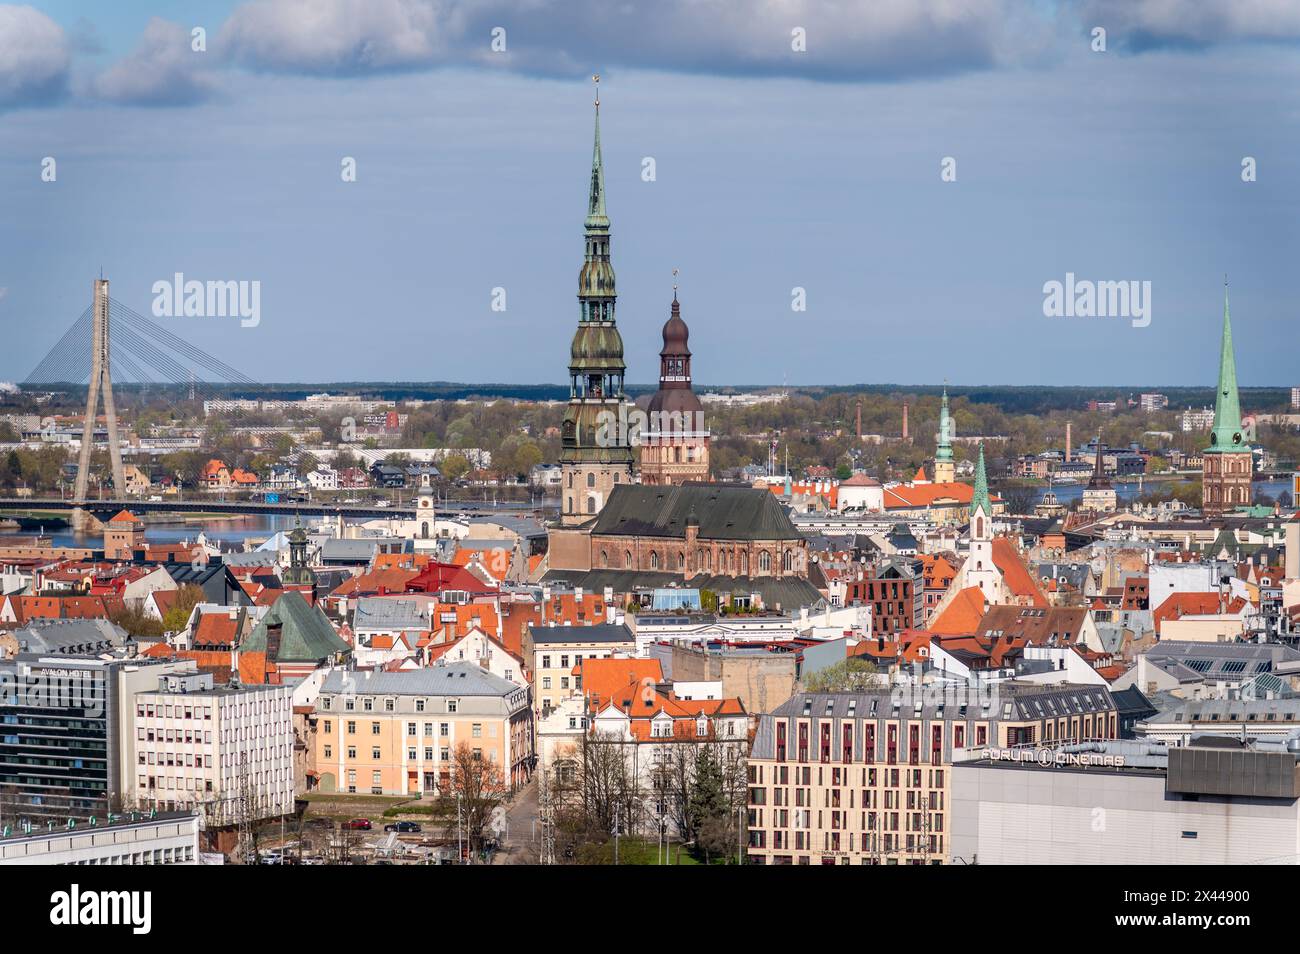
left=22, top=277, right=256, bottom=530
left=24, top=282, right=255, bottom=396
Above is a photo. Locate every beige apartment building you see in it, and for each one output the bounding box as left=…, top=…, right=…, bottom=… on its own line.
left=314, top=663, right=534, bottom=795
left=746, top=683, right=1119, bottom=865
left=523, top=622, right=636, bottom=715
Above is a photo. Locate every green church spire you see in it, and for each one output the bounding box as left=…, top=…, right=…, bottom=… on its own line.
left=586, top=76, right=607, bottom=229
left=936, top=387, right=953, bottom=462
left=970, top=442, right=990, bottom=515
left=561, top=76, right=632, bottom=480
left=1207, top=278, right=1244, bottom=453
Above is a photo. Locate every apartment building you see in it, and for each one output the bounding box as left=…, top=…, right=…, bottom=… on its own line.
left=130, top=671, right=295, bottom=825
left=844, top=558, right=924, bottom=635
left=745, top=683, right=1119, bottom=865
left=523, top=623, right=636, bottom=715
left=314, top=663, right=534, bottom=795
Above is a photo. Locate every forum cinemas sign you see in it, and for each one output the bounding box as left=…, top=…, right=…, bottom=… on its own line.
left=980, top=747, right=1126, bottom=768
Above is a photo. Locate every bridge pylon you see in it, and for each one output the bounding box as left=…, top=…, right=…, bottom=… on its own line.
left=72, top=278, right=125, bottom=532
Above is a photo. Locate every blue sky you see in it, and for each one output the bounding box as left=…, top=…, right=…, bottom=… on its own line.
left=1, top=1, right=1298, bottom=388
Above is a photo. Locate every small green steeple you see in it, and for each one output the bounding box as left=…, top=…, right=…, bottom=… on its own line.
left=936, top=387, right=953, bottom=462
left=1207, top=278, right=1244, bottom=453
left=970, top=442, right=990, bottom=515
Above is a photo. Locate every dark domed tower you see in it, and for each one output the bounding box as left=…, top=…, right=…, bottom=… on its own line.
left=560, top=78, right=636, bottom=525
left=640, top=286, right=710, bottom=485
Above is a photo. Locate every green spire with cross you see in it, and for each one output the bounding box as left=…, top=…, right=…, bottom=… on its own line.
left=1206, top=278, right=1244, bottom=453
left=586, top=74, right=607, bottom=229
left=971, top=442, right=990, bottom=515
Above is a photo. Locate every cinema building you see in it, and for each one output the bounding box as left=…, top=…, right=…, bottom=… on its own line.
left=745, top=682, right=1119, bottom=865
left=951, top=735, right=1300, bottom=864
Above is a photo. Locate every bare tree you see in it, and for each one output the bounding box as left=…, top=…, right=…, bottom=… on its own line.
left=578, top=730, right=645, bottom=839
left=447, top=742, right=508, bottom=856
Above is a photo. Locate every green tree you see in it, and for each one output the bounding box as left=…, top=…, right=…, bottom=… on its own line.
left=162, top=584, right=206, bottom=633
left=688, top=747, right=732, bottom=864
left=441, top=454, right=471, bottom=482
left=803, top=657, right=880, bottom=693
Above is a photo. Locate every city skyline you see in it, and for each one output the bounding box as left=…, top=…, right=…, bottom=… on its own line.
left=2, top=1, right=1298, bottom=387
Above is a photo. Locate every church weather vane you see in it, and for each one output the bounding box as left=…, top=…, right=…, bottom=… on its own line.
left=673, top=268, right=679, bottom=301
left=593, top=73, right=600, bottom=106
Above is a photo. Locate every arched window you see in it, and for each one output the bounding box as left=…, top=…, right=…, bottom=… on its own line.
left=759, top=551, right=771, bottom=573
left=976, top=517, right=984, bottom=538
left=783, top=550, right=793, bottom=573
left=420, top=521, right=429, bottom=539
left=600, top=549, right=608, bottom=567
left=586, top=496, right=596, bottom=514
left=740, top=552, right=749, bottom=576
left=649, top=551, right=659, bottom=570
left=625, top=550, right=633, bottom=569
left=676, top=551, right=685, bottom=570
left=587, top=472, right=595, bottom=488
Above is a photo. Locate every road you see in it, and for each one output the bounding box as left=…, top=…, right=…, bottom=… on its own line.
left=495, top=777, right=540, bottom=865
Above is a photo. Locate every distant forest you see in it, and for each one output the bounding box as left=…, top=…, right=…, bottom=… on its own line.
left=20, top=382, right=1294, bottom=415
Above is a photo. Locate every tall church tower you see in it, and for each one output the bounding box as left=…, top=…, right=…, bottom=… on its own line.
left=640, top=279, right=710, bottom=485
left=1081, top=430, right=1117, bottom=512
left=933, top=387, right=955, bottom=484
left=560, top=78, right=636, bottom=525
left=1202, top=281, right=1253, bottom=517
left=965, top=443, right=1000, bottom=597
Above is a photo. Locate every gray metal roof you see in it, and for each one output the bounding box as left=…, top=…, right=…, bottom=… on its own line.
left=322, top=662, right=518, bottom=697
left=1149, top=697, right=1300, bottom=723
left=528, top=623, right=633, bottom=645
left=589, top=483, right=803, bottom=541
left=353, top=597, right=428, bottom=631
left=10, top=619, right=127, bottom=655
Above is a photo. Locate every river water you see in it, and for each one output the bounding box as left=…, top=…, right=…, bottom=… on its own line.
left=3, top=479, right=1291, bottom=550
left=2, top=514, right=299, bottom=550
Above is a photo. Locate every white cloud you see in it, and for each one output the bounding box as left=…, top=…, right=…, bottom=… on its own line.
left=0, top=5, right=70, bottom=109
left=1080, top=0, right=1300, bottom=50
left=219, top=0, right=455, bottom=75
left=90, top=17, right=218, bottom=106
left=217, top=0, right=1054, bottom=81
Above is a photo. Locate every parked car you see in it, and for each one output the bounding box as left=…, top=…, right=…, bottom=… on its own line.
left=345, top=818, right=372, bottom=831
left=384, top=821, right=421, bottom=833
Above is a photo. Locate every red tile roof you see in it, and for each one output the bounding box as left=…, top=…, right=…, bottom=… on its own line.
left=928, top=587, right=987, bottom=635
